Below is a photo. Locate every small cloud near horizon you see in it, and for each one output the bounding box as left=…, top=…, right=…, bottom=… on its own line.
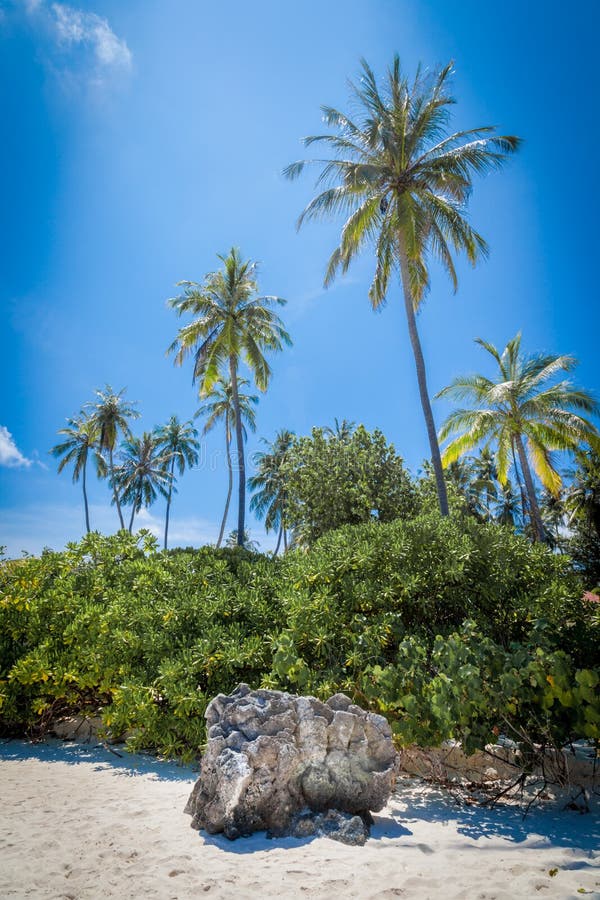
left=0, top=426, right=33, bottom=468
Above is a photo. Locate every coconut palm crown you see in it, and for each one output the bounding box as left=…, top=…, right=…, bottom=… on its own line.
left=116, top=432, right=171, bottom=534
left=50, top=414, right=106, bottom=533
left=154, top=416, right=200, bottom=550
left=86, top=385, right=139, bottom=530
left=284, top=56, right=520, bottom=517
left=437, top=333, right=600, bottom=541
left=249, top=429, right=295, bottom=554
left=167, top=248, right=291, bottom=545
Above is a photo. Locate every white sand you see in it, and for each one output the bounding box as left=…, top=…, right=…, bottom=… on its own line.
left=0, top=740, right=598, bottom=900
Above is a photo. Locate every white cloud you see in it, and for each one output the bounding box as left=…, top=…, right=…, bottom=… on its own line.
left=0, top=426, right=32, bottom=468
left=50, top=3, right=132, bottom=71
left=20, top=0, right=131, bottom=85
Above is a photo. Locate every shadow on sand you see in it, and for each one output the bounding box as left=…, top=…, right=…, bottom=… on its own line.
left=390, top=781, right=600, bottom=852
left=0, top=737, right=198, bottom=783
left=1, top=739, right=597, bottom=857
left=198, top=814, right=414, bottom=855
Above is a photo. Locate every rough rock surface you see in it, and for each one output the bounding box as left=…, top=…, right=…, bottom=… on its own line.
left=185, top=683, right=398, bottom=841
left=288, top=809, right=370, bottom=845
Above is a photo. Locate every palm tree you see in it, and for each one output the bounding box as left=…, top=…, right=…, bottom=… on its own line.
left=565, top=451, right=600, bottom=585
left=437, top=333, right=600, bottom=541
left=116, top=432, right=171, bottom=533
left=444, top=457, right=486, bottom=520
left=324, top=419, right=356, bottom=442
left=224, top=529, right=259, bottom=552
left=86, top=386, right=139, bottom=530
left=167, top=248, right=291, bottom=546
left=249, top=429, right=295, bottom=554
left=284, top=56, right=520, bottom=517
left=540, top=489, right=567, bottom=551
left=471, top=447, right=499, bottom=521
left=50, top=415, right=106, bottom=533
left=197, top=377, right=258, bottom=548
left=154, top=416, right=200, bottom=550
left=496, top=479, right=520, bottom=528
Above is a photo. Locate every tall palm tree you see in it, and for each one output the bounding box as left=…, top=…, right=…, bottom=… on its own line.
left=197, top=377, right=258, bottom=548
left=116, top=432, right=171, bottom=533
left=284, top=56, right=520, bottom=517
left=86, top=386, right=139, bottom=530
left=437, top=333, right=600, bottom=541
left=167, top=248, right=291, bottom=545
left=50, top=415, right=106, bottom=533
left=154, top=416, right=200, bottom=550
left=249, top=429, right=295, bottom=554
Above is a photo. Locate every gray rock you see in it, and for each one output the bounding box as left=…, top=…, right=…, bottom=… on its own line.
left=185, top=684, right=398, bottom=841
left=287, top=809, right=371, bottom=845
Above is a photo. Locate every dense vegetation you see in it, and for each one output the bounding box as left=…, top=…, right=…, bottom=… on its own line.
left=1, top=517, right=598, bottom=762
left=280, top=424, right=418, bottom=544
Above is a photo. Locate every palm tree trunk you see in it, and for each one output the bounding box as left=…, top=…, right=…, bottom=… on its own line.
left=274, top=527, right=283, bottom=556
left=229, top=355, right=246, bottom=546
left=164, top=457, right=175, bottom=550
left=510, top=438, right=527, bottom=524
left=397, top=237, right=449, bottom=516
left=216, top=425, right=233, bottom=549
left=110, top=447, right=125, bottom=530
left=128, top=497, right=137, bottom=533
left=514, top=434, right=545, bottom=542
left=82, top=458, right=91, bottom=534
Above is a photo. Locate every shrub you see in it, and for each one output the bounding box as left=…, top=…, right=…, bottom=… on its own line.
left=282, top=425, right=418, bottom=544
left=1, top=518, right=597, bottom=760
left=270, top=514, right=599, bottom=750
left=0, top=531, right=284, bottom=760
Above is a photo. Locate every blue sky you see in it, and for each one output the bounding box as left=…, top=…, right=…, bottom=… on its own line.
left=1, top=0, right=599, bottom=556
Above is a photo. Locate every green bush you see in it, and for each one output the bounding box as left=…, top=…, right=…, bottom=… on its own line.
left=0, top=531, right=284, bottom=760
left=1, top=517, right=598, bottom=759
left=273, top=513, right=592, bottom=676
left=361, top=622, right=600, bottom=754
left=270, top=514, right=599, bottom=750
left=282, top=425, right=418, bottom=544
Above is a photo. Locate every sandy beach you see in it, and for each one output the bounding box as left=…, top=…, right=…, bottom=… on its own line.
left=0, top=740, right=598, bottom=900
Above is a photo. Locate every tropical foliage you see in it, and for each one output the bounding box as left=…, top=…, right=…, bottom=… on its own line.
left=154, top=416, right=200, bottom=549
left=115, top=432, right=172, bottom=533
left=567, top=452, right=600, bottom=587
left=167, top=248, right=291, bottom=545
left=50, top=415, right=106, bottom=533
left=86, top=386, right=140, bottom=530
left=1, top=521, right=597, bottom=762
left=285, top=56, right=520, bottom=517
left=277, top=424, right=418, bottom=544
left=14, top=54, right=600, bottom=775
left=437, top=333, right=600, bottom=541
left=197, top=377, right=258, bottom=548
left=249, top=430, right=295, bottom=554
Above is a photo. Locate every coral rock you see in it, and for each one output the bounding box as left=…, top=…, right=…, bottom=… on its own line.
left=185, top=684, right=398, bottom=841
